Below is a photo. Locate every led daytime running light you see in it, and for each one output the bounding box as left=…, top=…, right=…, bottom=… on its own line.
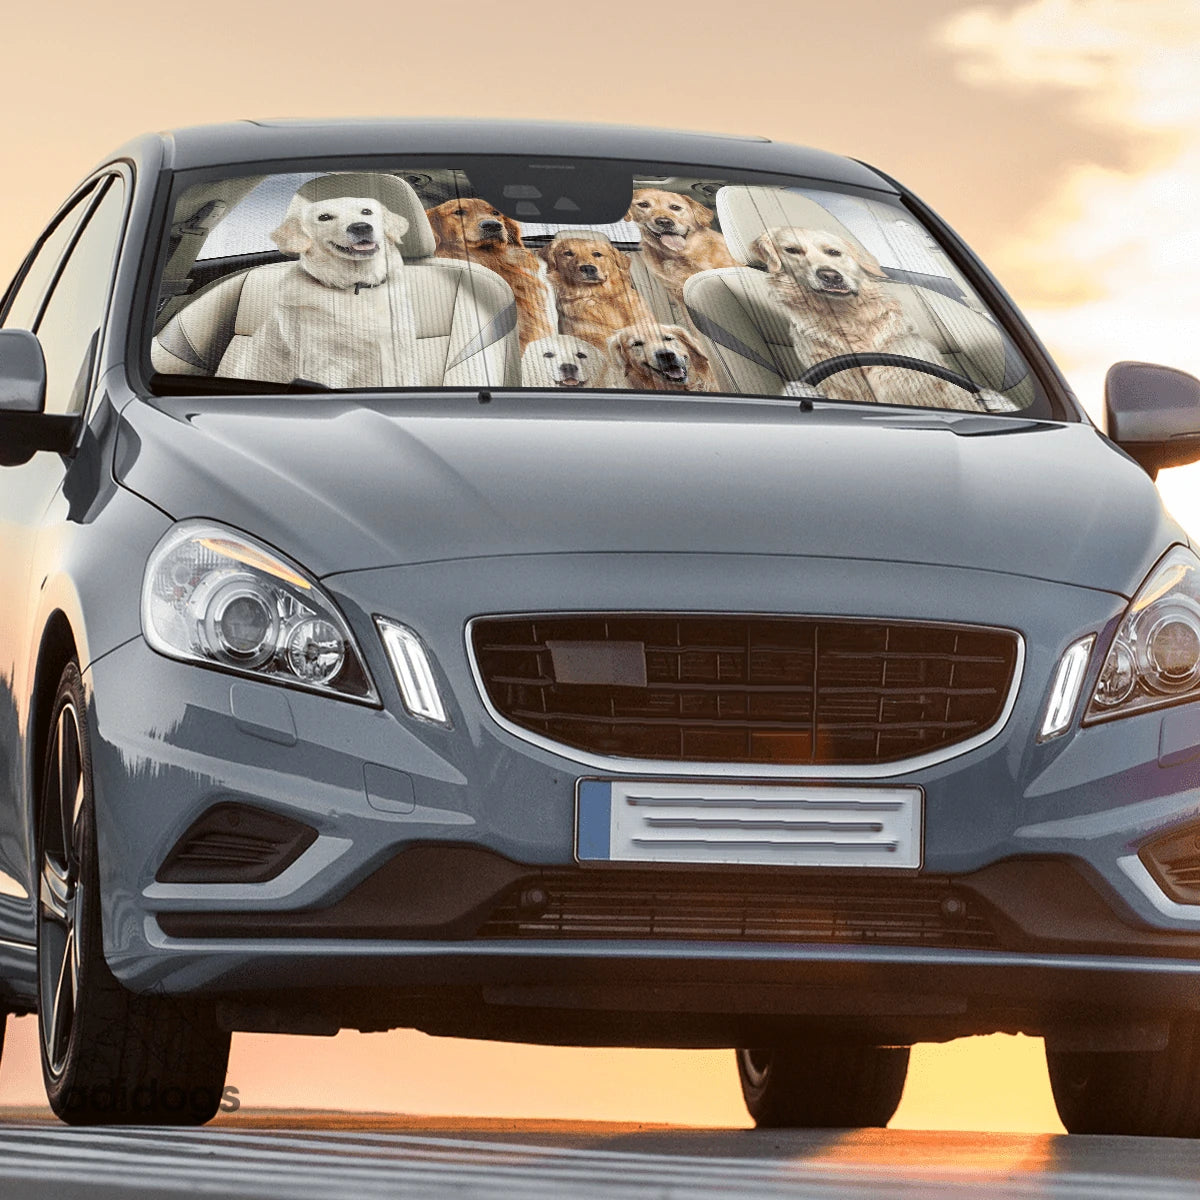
left=376, top=619, right=449, bottom=725
left=1039, top=635, right=1095, bottom=740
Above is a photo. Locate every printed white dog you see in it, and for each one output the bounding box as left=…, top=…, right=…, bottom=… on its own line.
left=521, top=335, right=616, bottom=389
left=218, top=195, right=419, bottom=389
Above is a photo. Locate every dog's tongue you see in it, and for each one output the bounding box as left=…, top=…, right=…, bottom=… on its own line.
left=659, top=233, right=687, bottom=252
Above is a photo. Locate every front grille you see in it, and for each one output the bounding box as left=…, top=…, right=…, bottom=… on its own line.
left=471, top=615, right=1018, bottom=765
left=477, top=871, right=999, bottom=949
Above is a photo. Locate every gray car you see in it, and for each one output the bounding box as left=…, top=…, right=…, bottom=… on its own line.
left=2, top=119, right=1200, bottom=1133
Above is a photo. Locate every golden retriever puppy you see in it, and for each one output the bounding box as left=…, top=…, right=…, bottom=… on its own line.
left=426, top=197, right=554, bottom=349
left=626, top=188, right=737, bottom=308
left=217, top=195, right=418, bottom=389
left=752, top=226, right=1008, bottom=412
left=607, top=321, right=717, bottom=393
left=544, top=234, right=654, bottom=349
left=521, top=335, right=616, bottom=389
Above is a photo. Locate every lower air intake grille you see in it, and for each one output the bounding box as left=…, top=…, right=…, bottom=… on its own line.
left=471, top=615, right=1019, bottom=765
left=477, top=871, right=999, bottom=949
left=156, top=803, right=317, bottom=884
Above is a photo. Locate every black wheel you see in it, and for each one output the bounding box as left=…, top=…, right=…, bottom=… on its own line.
left=736, top=1042, right=910, bottom=1128
left=1046, top=1021, right=1200, bottom=1137
left=37, top=662, right=231, bottom=1125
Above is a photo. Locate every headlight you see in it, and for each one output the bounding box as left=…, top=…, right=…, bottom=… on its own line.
left=141, top=521, right=377, bottom=702
left=1085, top=545, right=1200, bottom=723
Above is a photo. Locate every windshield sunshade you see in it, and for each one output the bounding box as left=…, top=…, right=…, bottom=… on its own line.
left=147, top=157, right=1049, bottom=416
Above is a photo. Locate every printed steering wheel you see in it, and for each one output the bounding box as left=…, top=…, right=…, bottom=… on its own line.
left=796, top=352, right=983, bottom=395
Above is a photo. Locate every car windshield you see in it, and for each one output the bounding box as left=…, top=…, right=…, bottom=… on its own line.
left=146, top=156, right=1052, bottom=417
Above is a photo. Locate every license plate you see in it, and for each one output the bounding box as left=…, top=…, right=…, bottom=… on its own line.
left=576, top=779, right=922, bottom=869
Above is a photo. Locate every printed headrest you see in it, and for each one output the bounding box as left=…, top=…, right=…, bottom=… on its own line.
left=716, top=185, right=872, bottom=269
left=545, top=229, right=616, bottom=245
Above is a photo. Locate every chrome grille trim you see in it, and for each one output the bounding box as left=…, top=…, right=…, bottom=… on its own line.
left=465, top=612, right=1025, bottom=779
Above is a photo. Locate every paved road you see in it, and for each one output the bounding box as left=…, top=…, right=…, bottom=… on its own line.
left=0, top=1111, right=1197, bottom=1198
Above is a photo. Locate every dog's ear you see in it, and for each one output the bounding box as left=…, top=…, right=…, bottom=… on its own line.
left=750, top=231, right=783, bottom=273
left=625, top=190, right=650, bottom=223
left=850, top=241, right=889, bottom=280
left=424, top=204, right=446, bottom=245
left=675, top=326, right=711, bottom=376
left=383, top=207, right=410, bottom=249
left=503, top=214, right=525, bottom=247
left=607, top=330, right=632, bottom=374
left=271, top=215, right=311, bottom=256
left=687, top=196, right=715, bottom=229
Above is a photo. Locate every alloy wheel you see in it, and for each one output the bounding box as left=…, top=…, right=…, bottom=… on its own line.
left=38, top=701, right=86, bottom=1079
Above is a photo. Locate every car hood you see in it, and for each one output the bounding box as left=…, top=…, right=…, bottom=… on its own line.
left=115, top=394, right=1181, bottom=594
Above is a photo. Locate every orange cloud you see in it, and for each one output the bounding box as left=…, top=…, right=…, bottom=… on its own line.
left=938, top=0, right=1200, bottom=531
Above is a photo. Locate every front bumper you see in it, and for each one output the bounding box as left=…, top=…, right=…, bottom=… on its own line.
left=80, top=553, right=1200, bottom=1037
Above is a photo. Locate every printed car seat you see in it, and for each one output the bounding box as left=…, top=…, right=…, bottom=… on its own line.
left=152, top=174, right=521, bottom=388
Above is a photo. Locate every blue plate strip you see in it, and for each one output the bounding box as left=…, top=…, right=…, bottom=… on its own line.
left=576, top=781, right=613, bottom=861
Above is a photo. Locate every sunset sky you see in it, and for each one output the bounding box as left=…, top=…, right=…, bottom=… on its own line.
left=1, top=0, right=1198, bottom=1131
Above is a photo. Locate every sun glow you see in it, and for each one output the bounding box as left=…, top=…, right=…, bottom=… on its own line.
left=940, top=0, right=1200, bottom=536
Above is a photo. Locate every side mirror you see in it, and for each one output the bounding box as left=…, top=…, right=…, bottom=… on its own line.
left=1105, top=361, right=1200, bottom=477
left=0, top=329, right=79, bottom=466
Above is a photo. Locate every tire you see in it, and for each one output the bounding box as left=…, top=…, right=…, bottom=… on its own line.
left=736, top=1042, right=910, bottom=1128
left=1046, top=1021, right=1200, bottom=1137
left=36, top=662, right=231, bottom=1125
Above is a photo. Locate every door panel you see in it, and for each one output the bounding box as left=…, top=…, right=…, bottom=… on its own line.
left=0, top=175, right=127, bottom=967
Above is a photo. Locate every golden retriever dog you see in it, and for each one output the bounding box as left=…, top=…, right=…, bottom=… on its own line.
left=521, top=335, right=616, bottom=389
left=626, top=188, right=736, bottom=307
left=607, top=321, right=718, bottom=393
left=751, top=226, right=1013, bottom=412
left=217, top=195, right=418, bottom=389
left=426, top=197, right=554, bottom=349
left=544, top=234, right=654, bottom=349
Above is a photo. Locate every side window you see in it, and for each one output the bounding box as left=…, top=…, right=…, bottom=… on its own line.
left=0, top=183, right=97, bottom=332
left=34, top=177, right=126, bottom=417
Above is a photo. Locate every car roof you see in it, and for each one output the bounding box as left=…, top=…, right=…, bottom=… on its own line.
left=110, top=118, right=897, bottom=192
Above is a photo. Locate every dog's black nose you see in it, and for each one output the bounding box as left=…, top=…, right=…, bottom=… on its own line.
left=816, top=267, right=844, bottom=285
left=479, top=219, right=503, bottom=234
left=653, top=216, right=675, bottom=229
left=579, top=263, right=599, bottom=277
left=655, top=349, right=680, bottom=365
left=346, top=222, right=374, bottom=238
left=559, top=362, right=579, bottom=378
